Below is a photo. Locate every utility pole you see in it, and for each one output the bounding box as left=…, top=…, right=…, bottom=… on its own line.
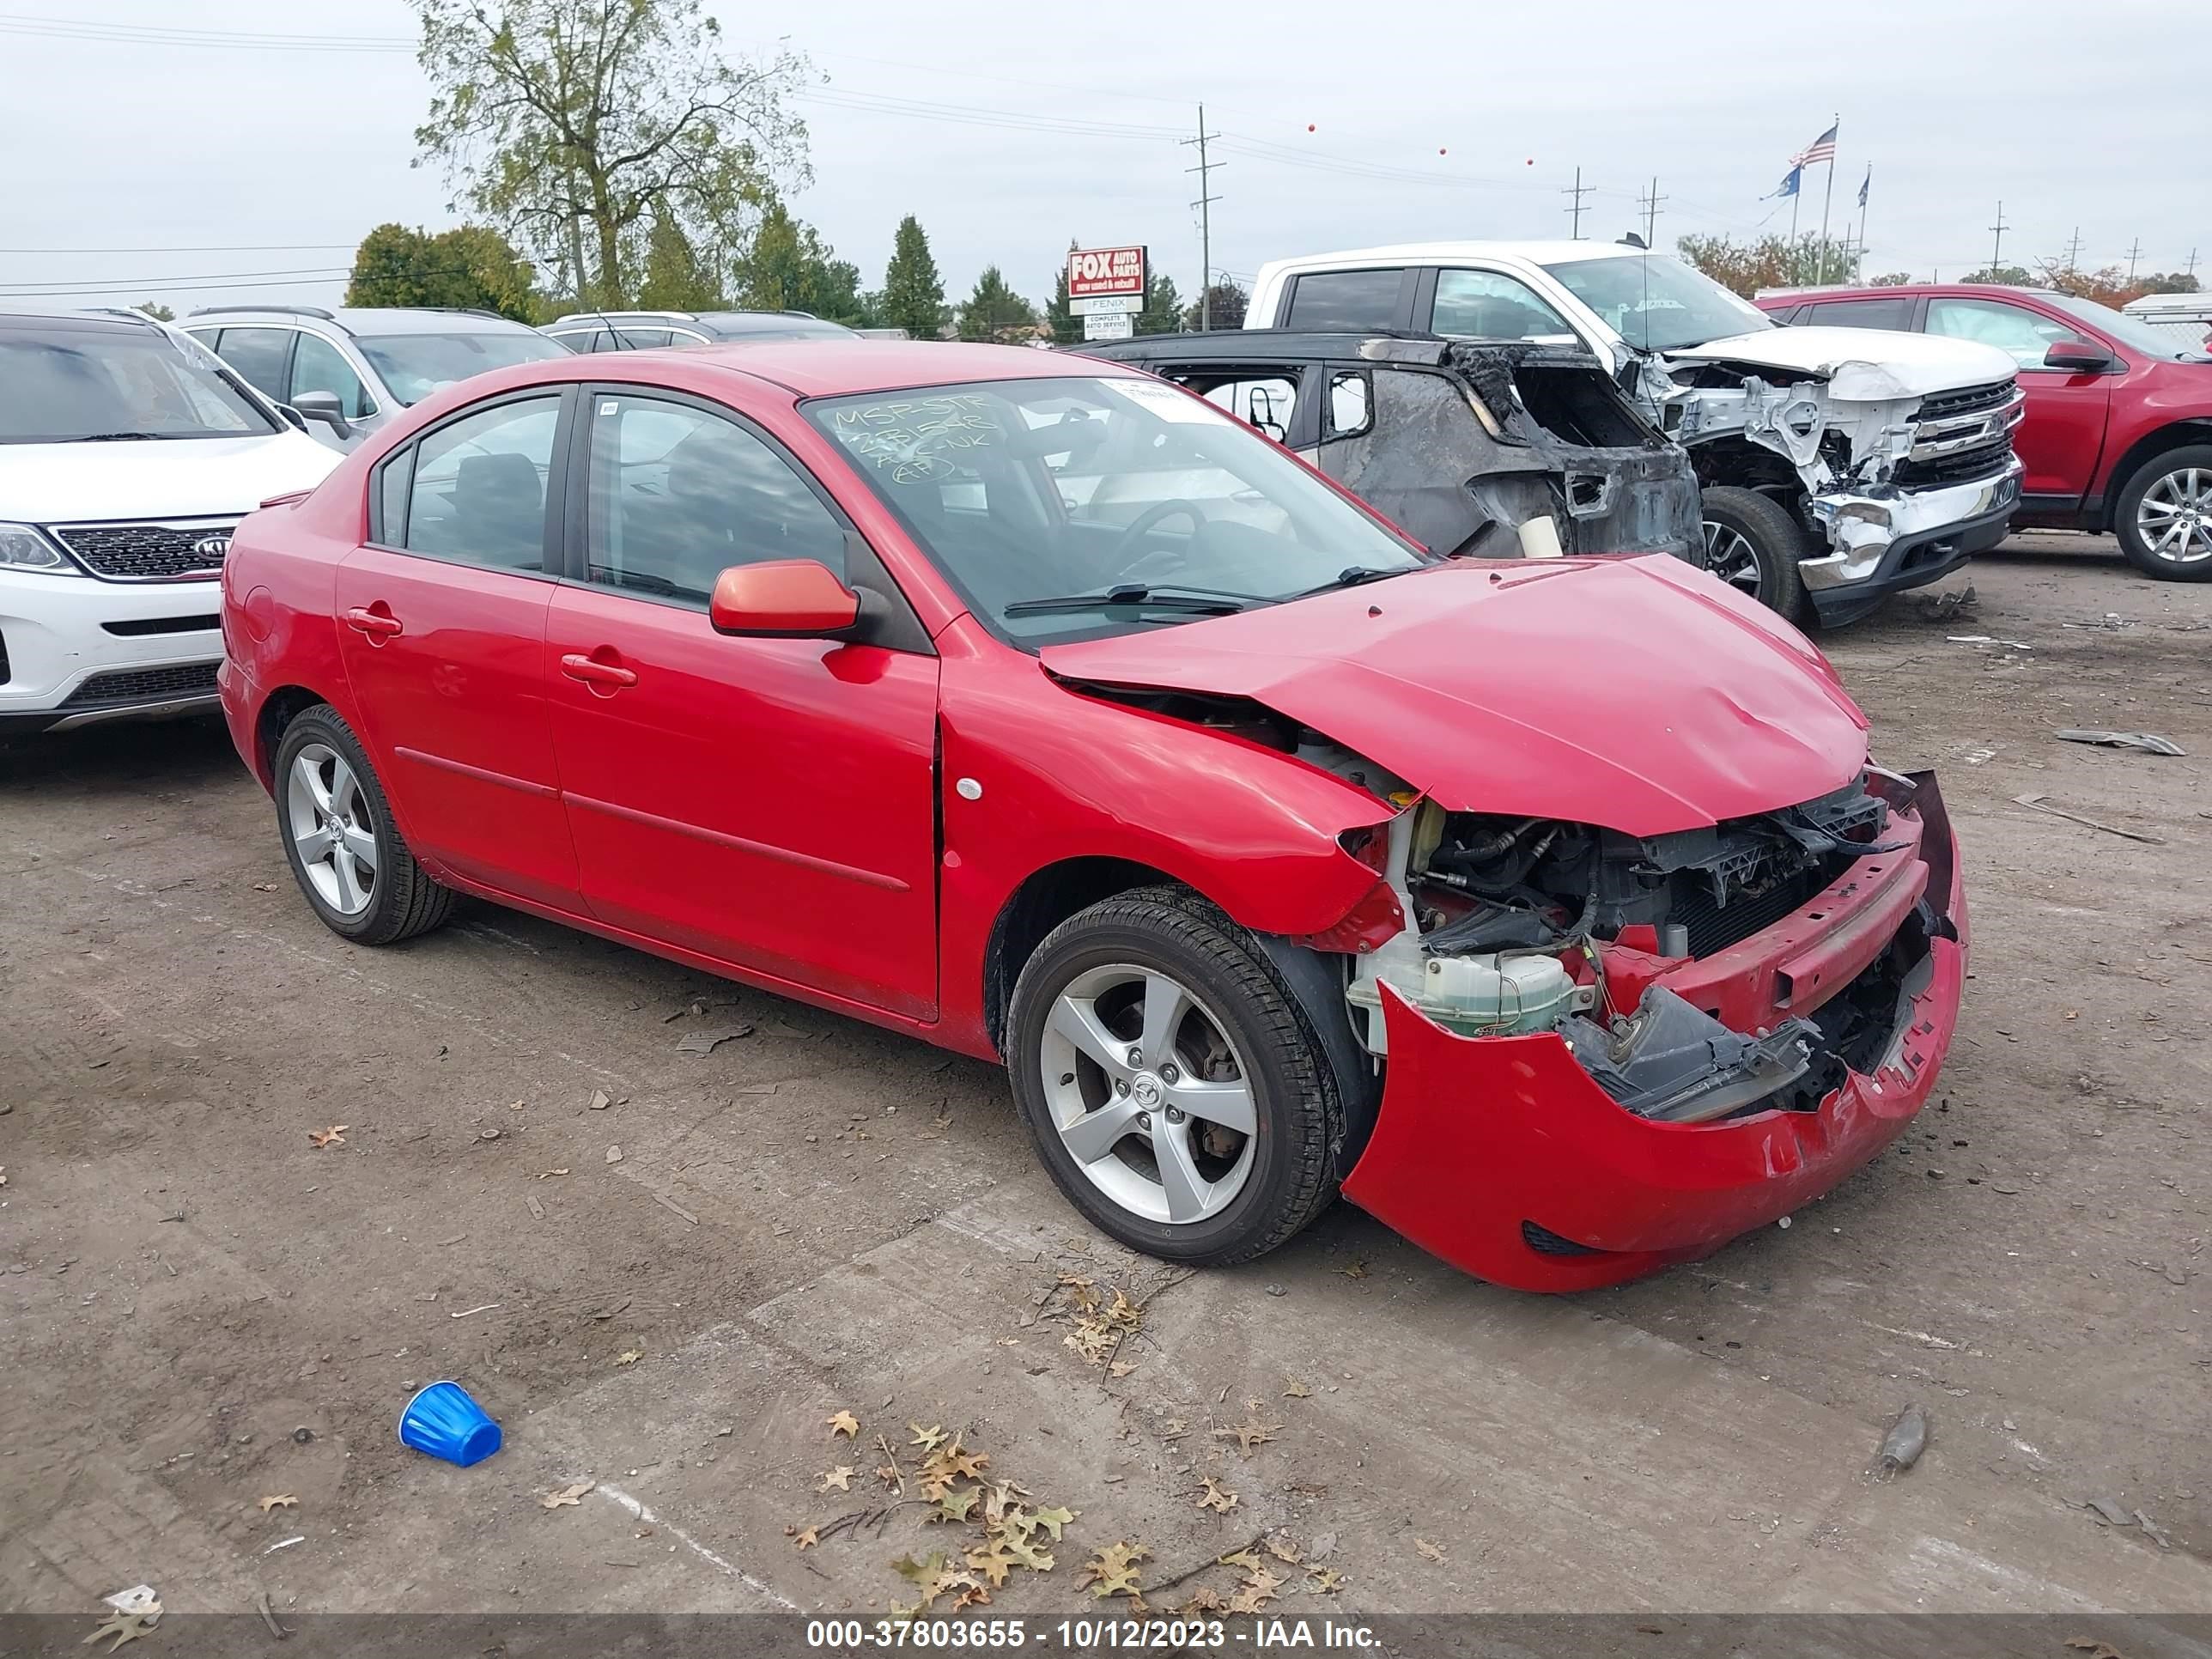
left=1988, top=200, right=2009, bottom=274
left=1182, top=103, right=1224, bottom=331
left=1638, top=176, right=1665, bottom=248
left=2188, top=247, right=2200, bottom=279
left=1562, top=166, right=1592, bottom=240
left=2063, top=227, right=2084, bottom=273
left=2125, top=238, right=2143, bottom=285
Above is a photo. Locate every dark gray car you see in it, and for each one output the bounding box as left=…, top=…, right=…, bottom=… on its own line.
left=1079, top=331, right=1703, bottom=566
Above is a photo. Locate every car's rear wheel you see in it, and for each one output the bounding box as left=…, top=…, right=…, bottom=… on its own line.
left=1701, top=486, right=1812, bottom=623
left=1006, top=887, right=1340, bottom=1266
left=274, top=706, right=453, bottom=945
left=2115, top=446, right=2212, bottom=580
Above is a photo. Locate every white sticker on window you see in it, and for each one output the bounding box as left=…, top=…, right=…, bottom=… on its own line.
left=599, top=399, right=621, bottom=416
left=1104, top=378, right=1232, bottom=424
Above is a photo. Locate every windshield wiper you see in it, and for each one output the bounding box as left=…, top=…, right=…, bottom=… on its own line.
left=76, top=431, right=161, bottom=442
left=1289, top=565, right=1412, bottom=600
left=1003, top=582, right=1259, bottom=618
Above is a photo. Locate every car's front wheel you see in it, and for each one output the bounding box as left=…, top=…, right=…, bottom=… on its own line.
left=273, top=706, right=454, bottom=945
left=1702, top=486, right=1812, bottom=623
left=1006, top=887, right=1341, bottom=1266
left=2115, top=446, right=2212, bottom=580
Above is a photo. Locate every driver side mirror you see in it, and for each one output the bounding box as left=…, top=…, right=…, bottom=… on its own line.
left=708, top=560, right=866, bottom=638
left=291, top=390, right=356, bottom=440
left=2043, top=339, right=2115, bottom=373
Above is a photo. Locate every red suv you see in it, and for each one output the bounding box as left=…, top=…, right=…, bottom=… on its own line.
left=218, top=340, right=1965, bottom=1291
left=1758, top=284, right=2212, bottom=578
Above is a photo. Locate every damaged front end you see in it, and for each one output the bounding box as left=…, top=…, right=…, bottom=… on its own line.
left=1662, top=349, right=2027, bottom=623
left=1336, top=769, right=1966, bottom=1291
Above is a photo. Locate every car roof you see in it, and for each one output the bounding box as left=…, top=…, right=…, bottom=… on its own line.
left=186, top=306, right=540, bottom=337
left=522, top=339, right=1135, bottom=399
left=0, top=307, right=159, bottom=336
left=691, top=311, right=856, bottom=337
left=1079, top=330, right=1457, bottom=366
left=1759, top=283, right=2075, bottom=303
left=1260, top=240, right=1653, bottom=275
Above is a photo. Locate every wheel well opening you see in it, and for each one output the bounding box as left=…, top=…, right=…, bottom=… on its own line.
left=1689, top=434, right=1806, bottom=500
left=2106, top=422, right=2212, bottom=529
left=255, top=686, right=326, bottom=787
left=983, top=858, right=1179, bottom=1052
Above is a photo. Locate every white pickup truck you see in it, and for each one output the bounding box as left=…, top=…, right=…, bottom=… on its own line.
left=1247, top=242, right=2026, bottom=624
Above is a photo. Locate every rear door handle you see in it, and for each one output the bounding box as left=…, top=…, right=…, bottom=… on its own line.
left=343, top=605, right=403, bottom=639
left=560, top=653, right=638, bottom=689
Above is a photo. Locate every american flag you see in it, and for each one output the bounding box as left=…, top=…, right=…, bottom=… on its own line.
left=1791, top=121, right=1838, bottom=167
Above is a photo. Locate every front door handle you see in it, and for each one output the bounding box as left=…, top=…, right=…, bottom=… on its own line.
left=560, top=652, right=638, bottom=690
left=344, top=605, right=403, bottom=640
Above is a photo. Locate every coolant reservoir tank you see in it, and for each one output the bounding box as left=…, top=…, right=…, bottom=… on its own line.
left=1418, top=953, right=1578, bottom=1036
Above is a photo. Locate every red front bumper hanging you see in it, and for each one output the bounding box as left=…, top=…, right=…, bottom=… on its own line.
left=1341, top=775, right=1968, bottom=1293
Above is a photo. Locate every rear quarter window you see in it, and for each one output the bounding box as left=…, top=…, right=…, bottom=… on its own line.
left=1283, top=270, right=1407, bottom=331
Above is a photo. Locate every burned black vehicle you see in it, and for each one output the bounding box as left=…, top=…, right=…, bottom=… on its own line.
left=1080, top=331, right=1704, bottom=567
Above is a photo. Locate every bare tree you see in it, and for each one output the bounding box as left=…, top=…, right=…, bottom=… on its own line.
left=410, top=0, right=812, bottom=307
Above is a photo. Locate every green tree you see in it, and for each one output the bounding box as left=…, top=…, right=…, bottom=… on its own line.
left=344, top=222, right=541, bottom=319
left=410, top=0, right=811, bottom=309
left=881, top=214, right=945, bottom=340
left=1135, top=270, right=1182, bottom=335
left=956, top=265, right=1036, bottom=343
left=1676, top=233, right=1861, bottom=297
left=1868, top=271, right=1915, bottom=287
left=1958, top=264, right=2037, bottom=287
left=1184, top=279, right=1247, bottom=331
left=135, top=301, right=176, bottom=322
left=738, top=198, right=864, bottom=324
left=1044, top=242, right=1080, bottom=346
left=638, top=210, right=721, bottom=310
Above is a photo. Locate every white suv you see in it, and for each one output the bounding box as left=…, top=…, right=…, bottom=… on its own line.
left=0, top=311, right=338, bottom=736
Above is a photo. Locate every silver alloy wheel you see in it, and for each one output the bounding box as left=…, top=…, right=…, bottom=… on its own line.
left=286, top=742, right=378, bottom=917
left=1039, top=963, right=1258, bottom=1226
left=1703, top=520, right=1765, bottom=597
left=2136, top=465, right=2212, bottom=565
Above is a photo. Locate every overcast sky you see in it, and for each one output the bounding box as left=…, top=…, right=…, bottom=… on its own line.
left=3, top=0, right=2206, bottom=317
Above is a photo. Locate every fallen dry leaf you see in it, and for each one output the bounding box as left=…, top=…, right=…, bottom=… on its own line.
left=614, top=1350, right=641, bottom=1366
left=508, top=1098, right=526, bottom=1112
left=817, top=1466, right=856, bottom=1492
left=1282, top=1378, right=1314, bottom=1399
left=257, top=1493, right=298, bottom=1513
left=1307, top=1566, right=1345, bottom=1595
left=1339, top=1259, right=1370, bottom=1279
left=787, top=1524, right=819, bottom=1550
left=1107, top=1359, right=1137, bottom=1378
left=827, top=1409, right=860, bottom=1439
left=1080, top=1540, right=1150, bottom=1598
left=2065, top=1643, right=2124, bottom=1659
left=908, top=1422, right=948, bottom=1451
left=1214, top=1413, right=1280, bottom=1455
left=308, top=1126, right=348, bottom=1149
left=1414, top=1537, right=1446, bottom=1564
left=253, top=881, right=281, bottom=892
left=1263, top=1533, right=1302, bottom=1565
left=541, top=1480, right=594, bottom=1509
left=1195, top=1476, right=1239, bottom=1514
left=83, top=1609, right=160, bottom=1651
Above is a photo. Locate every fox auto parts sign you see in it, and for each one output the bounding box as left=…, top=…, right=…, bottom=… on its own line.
left=1068, top=245, right=1146, bottom=300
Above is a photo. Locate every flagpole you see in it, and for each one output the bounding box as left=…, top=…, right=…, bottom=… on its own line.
left=1816, top=112, right=1838, bottom=283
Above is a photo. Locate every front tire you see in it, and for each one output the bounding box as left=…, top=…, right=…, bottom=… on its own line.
left=1702, top=485, right=1813, bottom=623
left=1006, top=887, right=1340, bottom=1266
left=273, top=706, right=454, bottom=945
left=2114, top=445, right=2212, bottom=580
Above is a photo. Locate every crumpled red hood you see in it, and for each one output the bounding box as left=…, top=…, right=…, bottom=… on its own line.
left=1039, top=556, right=1869, bottom=836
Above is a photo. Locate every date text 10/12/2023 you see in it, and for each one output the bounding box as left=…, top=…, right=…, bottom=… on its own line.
left=804, top=1617, right=1382, bottom=1650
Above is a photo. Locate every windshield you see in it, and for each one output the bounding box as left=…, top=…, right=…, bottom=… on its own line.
left=2044, top=292, right=2210, bottom=362
left=0, top=323, right=280, bottom=443
left=806, top=375, right=1425, bottom=645
left=1540, top=253, right=1775, bottom=353
left=356, top=331, right=570, bottom=405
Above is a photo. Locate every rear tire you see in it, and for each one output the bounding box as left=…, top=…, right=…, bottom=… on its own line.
left=1702, top=485, right=1813, bottom=623
left=2113, top=445, right=2212, bottom=580
left=273, top=706, right=454, bottom=945
left=1006, top=886, right=1340, bottom=1267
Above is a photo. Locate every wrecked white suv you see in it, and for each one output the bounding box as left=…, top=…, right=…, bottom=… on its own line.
left=1247, top=242, right=2025, bottom=624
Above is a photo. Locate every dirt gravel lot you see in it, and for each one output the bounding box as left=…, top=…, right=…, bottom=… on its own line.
left=3, top=532, right=2209, bottom=1621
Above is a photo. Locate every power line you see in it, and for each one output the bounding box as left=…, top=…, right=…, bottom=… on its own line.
left=0, top=243, right=356, bottom=257
left=0, top=13, right=410, bottom=51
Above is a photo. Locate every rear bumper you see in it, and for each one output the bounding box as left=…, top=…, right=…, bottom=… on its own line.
left=1802, top=461, right=2022, bottom=625
left=1341, top=774, right=1966, bottom=1292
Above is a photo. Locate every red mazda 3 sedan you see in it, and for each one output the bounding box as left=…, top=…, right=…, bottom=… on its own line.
left=219, top=341, right=1966, bottom=1291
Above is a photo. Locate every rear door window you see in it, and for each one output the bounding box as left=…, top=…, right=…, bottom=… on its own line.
left=1804, top=295, right=1917, bottom=331
left=403, top=395, right=563, bottom=572
left=215, top=327, right=293, bottom=399
left=1283, top=269, right=1409, bottom=331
